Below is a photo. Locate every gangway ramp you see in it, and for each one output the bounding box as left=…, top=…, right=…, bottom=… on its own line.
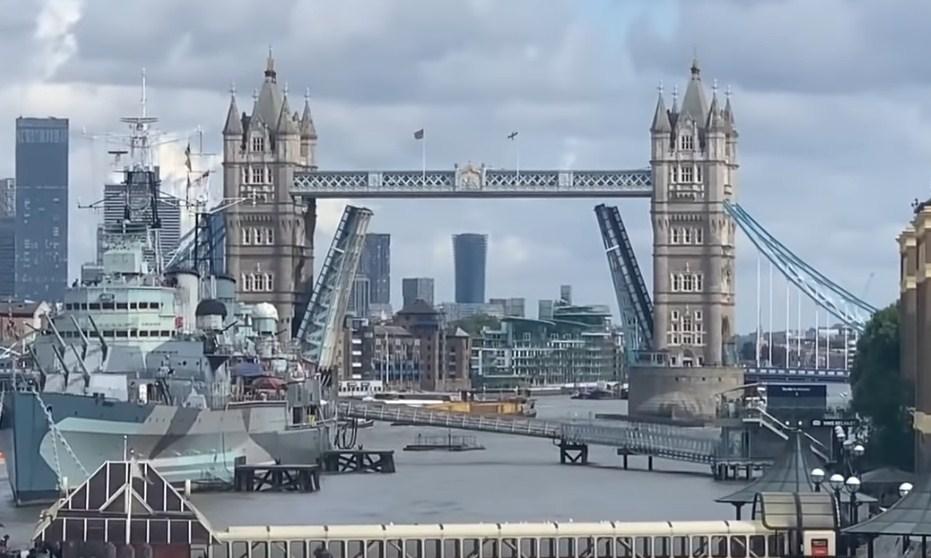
left=338, top=401, right=720, bottom=465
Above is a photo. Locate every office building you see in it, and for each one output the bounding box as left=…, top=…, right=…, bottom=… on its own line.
left=348, top=275, right=371, bottom=318
left=0, top=178, right=14, bottom=218
left=438, top=302, right=503, bottom=323
left=538, top=300, right=554, bottom=321
left=560, top=284, right=572, bottom=305
left=402, top=277, right=435, bottom=307
left=453, top=233, right=487, bottom=304
left=0, top=217, right=13, bottom=298
left=0, top=178, right=14, bottom=297
left=489, top=297, right=525, bottom=318
left=360, top=233, right=390, bottom=305
left=350, top=233, right=390, bottom=317
left=101, top=169, right=181, bottom=267
left=15, top=117, right=68, bottom=302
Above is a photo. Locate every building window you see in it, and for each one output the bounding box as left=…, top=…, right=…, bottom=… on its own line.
left=242, top=273, right=255, bottom=292
left=680, top=165, right=694, bottom=183
left=682, top=274, right=694, bottom=292
left=671, top=274, right=682, bottom=292
left=671, top=228, right=681, bottom=244
left=683, top=228, right=693, bottom=244
left=680, top=134, right=694, bottom=151
left=695, top=274, right=704, bottom=291
left=696, top=165, right=703, bottom=183
left=242, top=228, right=251, bottom=245
left=695, top=310, right=703, bottom=321
left=671, top=310, right=679, bottom=322
left=251, top=136, right=265, bottom=152
left=265, top=166, right=272, bottom=183
left=251, top=167, right=264, bottom=184
left=695, top=228, right=704, bottom=244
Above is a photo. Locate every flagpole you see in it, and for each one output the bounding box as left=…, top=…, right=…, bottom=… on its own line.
left=515, top=133, right=520, bottom=183
left=421, top=135, right=426, bottom=185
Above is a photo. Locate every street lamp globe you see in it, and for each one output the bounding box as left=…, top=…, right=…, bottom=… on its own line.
left=829, top=473, right=845, bottom=492
left=852, top=444, right=865, bottom=457
left=899, top=482, right=914, bottom=498
left=810, top=468, right=825, bottom=485
left=845, top=476, right=861, bottom=494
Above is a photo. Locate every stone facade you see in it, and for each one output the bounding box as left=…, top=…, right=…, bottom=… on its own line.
left=222, top=53, right=318, bottom=338
left=628, top=365, right=743, bottom=421
left=650, top=61, right=738, bottom=366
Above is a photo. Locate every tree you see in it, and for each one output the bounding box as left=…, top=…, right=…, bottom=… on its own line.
left=850, top=304, right=913, bottom=470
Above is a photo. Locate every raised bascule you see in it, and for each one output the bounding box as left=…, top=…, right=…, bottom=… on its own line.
left=168, top=55, right=874, bottom=418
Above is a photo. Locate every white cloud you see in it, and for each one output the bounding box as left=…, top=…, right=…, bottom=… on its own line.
left=0, top=0, right=917, bottom=335
left=34, top=0, right=84, bottom=79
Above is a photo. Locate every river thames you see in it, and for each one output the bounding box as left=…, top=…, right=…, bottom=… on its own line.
left=0, top=392, right=849, bottom=545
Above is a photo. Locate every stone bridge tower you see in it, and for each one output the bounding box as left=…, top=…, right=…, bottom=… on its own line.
left=223, top=52, right=318, bottom=337
left=649, top=61, right=738, bottom=367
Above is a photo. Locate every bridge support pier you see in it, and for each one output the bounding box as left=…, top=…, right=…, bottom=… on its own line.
left=559, top=441, right=589, bottom=465
left=617, top=450, right=655, bottom=471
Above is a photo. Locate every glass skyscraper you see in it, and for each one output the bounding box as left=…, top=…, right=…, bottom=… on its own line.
left=351, top=233, right=390, bottom=316
left=453, top=233, right=487, bottom=304
left=15, top=118, right=68, bottom=302
left=360, top=233, right=390, bottom=305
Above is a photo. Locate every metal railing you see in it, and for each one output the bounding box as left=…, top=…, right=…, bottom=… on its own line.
left=340, top=401, right=718, bottom=464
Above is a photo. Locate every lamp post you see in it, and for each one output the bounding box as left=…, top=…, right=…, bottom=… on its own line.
left=845, top=476, right=861, bottom=524
left=899, top=482, right=914, bottom=554
left=810, top=467, right=825, bottom=492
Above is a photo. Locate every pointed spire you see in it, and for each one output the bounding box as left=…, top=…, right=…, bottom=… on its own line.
left=276, top=92, right=298, bottom=135
left=724, top=85, right=736, bottom=133
left=223, top=88, right=243, bottom=136
left=680, top=59, right=708, bottom=123
left=265, top=46, right=277, bottom=82
left=650, top=84, right=671, bottom=133
left=300, top=88, right=317, bottom=139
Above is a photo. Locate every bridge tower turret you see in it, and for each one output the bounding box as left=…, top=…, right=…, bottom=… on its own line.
left=649, top=60, right=738, bottom=367
left=222, top=51, right=317, bottom=338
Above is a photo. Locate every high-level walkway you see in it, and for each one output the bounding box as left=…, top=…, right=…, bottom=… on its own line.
left=338, top=401, right=720, bottom=464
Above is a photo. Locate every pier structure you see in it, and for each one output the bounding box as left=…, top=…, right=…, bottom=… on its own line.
left=339, top=400, right=767, bottom=473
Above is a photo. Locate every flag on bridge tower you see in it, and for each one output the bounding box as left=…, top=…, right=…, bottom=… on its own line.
left=414, top=129, right=426, bottom=182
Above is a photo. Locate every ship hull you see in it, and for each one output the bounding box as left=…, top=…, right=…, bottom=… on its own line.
left=1, top=391, right=329, bottom=505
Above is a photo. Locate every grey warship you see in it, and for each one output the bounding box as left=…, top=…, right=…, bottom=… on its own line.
left=0, top=98, right=332, bottom=506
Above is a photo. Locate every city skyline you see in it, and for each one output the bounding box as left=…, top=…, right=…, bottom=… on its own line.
left=0, top=1, right=919, bottom=333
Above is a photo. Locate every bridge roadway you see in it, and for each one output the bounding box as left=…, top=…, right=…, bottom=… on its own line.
left=338, top=401, right=721, bottom=465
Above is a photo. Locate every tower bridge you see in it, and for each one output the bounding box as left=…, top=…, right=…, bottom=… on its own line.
left=171, top=52, right=874, bottom=407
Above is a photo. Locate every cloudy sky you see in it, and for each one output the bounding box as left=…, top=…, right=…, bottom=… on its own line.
left=0, top=0, right=922, bottom=334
